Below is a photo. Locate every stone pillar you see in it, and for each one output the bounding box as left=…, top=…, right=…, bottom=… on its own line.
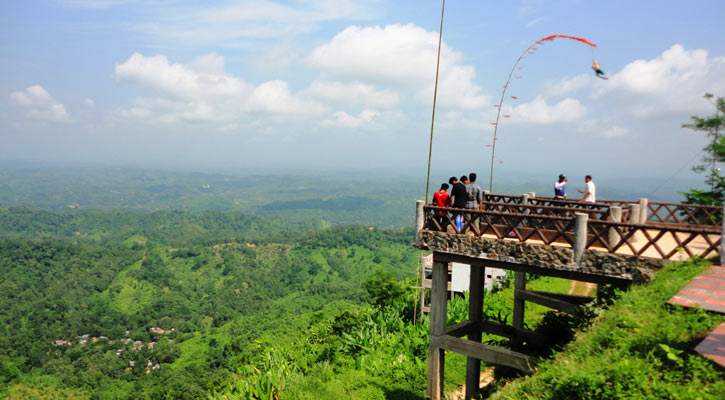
left=628, top=204, right=640, bottom=224
left=465, top=264, right=486, bottom=399
left=415, top=200, right=425, bottom=243
left=574, top=212, right=589, bottom=263
left=427, top=257, right=448, bottom=400
left=608, top=206, right=622, bottom=248
left=638, top=198, right=648, bottom=225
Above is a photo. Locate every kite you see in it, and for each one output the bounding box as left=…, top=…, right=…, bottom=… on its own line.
left=592, top=59, right=608, bottom=80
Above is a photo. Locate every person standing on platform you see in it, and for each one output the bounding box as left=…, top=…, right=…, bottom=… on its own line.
left=554, top=174, right=568, bottom=200
left=466, top=172, right=483, bottom=210
left=449, top=176, right=468, bottom=232
left=431, top=183, right=450, bottom=229
left=577, top=175, right=596, bottom=203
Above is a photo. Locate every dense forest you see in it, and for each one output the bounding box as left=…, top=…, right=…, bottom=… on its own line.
left=0, top=207, right=420, bottom=398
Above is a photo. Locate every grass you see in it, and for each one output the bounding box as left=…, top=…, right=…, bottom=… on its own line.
left=488, top=258, right=725, bottom=400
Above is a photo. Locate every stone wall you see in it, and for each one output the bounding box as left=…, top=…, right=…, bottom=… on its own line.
left=418, top=230, right=663, bottom=282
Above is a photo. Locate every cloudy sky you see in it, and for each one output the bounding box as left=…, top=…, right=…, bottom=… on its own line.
left=2, top=0, right=724, bottom=185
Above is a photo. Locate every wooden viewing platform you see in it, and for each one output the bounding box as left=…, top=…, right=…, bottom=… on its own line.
left=414, top=193, right=723, bottom=400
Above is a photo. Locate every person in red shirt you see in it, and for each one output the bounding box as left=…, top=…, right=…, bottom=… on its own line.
left=431, top=183, right=450, bottom=229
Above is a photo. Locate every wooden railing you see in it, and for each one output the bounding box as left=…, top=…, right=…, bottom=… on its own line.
left=535, top=196, right=722, bottom=226
left=421, top=204, right=721, bottom=261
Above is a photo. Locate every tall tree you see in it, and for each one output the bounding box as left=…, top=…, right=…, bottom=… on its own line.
left=681, top=93, right=725, bottom=205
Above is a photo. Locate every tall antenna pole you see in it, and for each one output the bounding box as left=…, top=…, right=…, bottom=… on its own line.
left=424, top=0, right=446, bottom=203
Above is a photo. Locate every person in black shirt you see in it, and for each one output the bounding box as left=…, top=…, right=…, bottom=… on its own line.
left=449, top=176, right=469, bottom=231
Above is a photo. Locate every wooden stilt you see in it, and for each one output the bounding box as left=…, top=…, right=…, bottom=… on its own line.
left=465, top=264, right=485, bottom=399
left=427, top=257, right=448, bottom=400
left=512, top=272, right=526, bottom=332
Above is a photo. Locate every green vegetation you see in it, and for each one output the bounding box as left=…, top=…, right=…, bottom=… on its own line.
left=489, top=259, right=725, bottom=400
left=0, top=207, right=418, bottom=399
left=682, top=93, right=725, bottom=207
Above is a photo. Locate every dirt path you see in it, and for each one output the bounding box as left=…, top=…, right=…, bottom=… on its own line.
left=568, top=280, right=596, bottom=297
left=448, top=368, right=495, bottom=400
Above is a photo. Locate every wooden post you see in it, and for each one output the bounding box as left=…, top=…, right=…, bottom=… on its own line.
left=465, top=263, right=486, bottom=399
left=574, top=212, right=588, bottom=263
left=608, top=206, right=622, bottom=248
left=427, top=257, right=448, bottom=400
left=416, top=200, right=425, bottom=244
left=512, top=271, right=526, bottom=332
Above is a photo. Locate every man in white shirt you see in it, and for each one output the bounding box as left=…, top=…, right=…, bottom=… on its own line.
left=577, top=175, right=596, bottom=203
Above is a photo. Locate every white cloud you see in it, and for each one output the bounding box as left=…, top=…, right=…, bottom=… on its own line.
left=544, top=74, right=591, bottom=97
left=322, top=109, right=380, bottom=128
left=114, top=53, right=251, bottom=100
left=112, top=53, right=326, bottom=125
left=131, top=0, right=381, bottom=46
left=84, top=98, right=96, bottom=108
left=307, top=80, right=399, bottom=108
left=511, top=96, right=587, bottom=124
left=526, top=17, right=545, bottom=28
left=246, top=80, right=326, bottom=115
left=9, top=85, right=72, bottom=122
left=602, top=126, right=631, bottom=138
left=596, top=44, right=725, bottom=118
left=309, top=23, right=489, bottom=110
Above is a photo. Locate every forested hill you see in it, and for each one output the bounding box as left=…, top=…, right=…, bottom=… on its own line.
left=0, top=207, right=418, bottom=399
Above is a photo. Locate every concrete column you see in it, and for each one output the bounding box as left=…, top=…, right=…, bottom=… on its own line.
left=574, top=212, right=589, bottom=263
left=608, top=206, right=622, bottom=248
left=528, top=192, right=536, bottom=199
left=465, top=264, right=486, bottom=399
left=427, top=257, right=448, bottom=400
left=415, top=200, right=425, bottom=243
left=628, top=204, right=640, bottom=224
left=638, top=198, right=649, bottom=225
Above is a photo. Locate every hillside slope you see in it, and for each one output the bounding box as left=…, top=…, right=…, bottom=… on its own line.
left=488, top=259, right=725, bottom=400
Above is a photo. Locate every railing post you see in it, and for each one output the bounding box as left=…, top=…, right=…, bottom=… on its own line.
left=628, top=204, right=640, bottom=224
left=528, top=191, right=536, bottom=199
left=415, top=200, right=425, bottom=244
left=521, top=193, right=530, bottom=206
left=574, top=212, right=588, bottom=263
left=465, top=263, right=485, bottom=399
left=608, top=206, right=622, bottom=248
left=638, top=198, right=648, bottom=224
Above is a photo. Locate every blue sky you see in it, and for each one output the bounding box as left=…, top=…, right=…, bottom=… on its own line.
left=2, top=1, right=724, bottom=189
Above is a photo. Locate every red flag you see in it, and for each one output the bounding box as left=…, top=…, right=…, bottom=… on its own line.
left=511, top=96, right=518, bottom=99
left=490, top=122, right=497, bottom=126
left=503, top=115, right=511, bottom=118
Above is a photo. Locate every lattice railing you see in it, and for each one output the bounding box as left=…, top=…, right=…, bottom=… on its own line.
left=646, top=202, right=721, bottom=226
left=421, top=204, right=721, bottom=260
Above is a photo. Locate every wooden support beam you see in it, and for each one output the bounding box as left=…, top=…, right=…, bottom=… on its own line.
left=439, top=335, right=538, bottom=372
left=515, top=289, right=589, bottom=314
left=427, top=257, right=448, bottom=400
left=445, top=320, right=479, bottom=338
left=479, top=320, right=548, bottom=346
left=512, top=272, right=526, bottom=332
left=433, top=251, right=631, bottom=286
left=466, top=264, right=485, bottom=399
left=528, top=290, right=594, bottom=305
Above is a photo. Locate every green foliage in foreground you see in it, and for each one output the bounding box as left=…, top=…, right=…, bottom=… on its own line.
left=489, top=259, right=725, bottom=400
